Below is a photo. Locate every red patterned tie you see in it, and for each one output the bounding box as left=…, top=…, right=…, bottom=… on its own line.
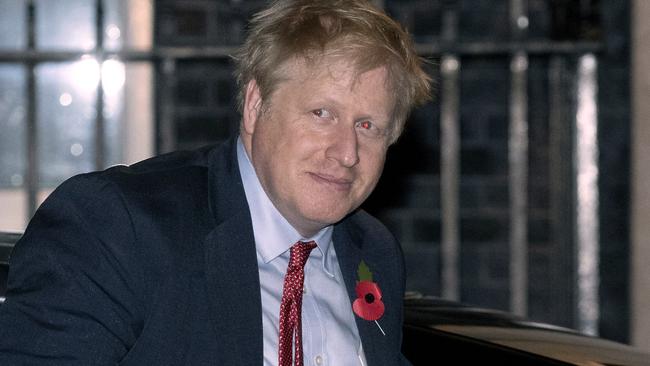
left=278, top=241, right=317, bottom=366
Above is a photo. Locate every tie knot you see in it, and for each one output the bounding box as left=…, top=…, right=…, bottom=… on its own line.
left=288, top=241, right=317, bottom=269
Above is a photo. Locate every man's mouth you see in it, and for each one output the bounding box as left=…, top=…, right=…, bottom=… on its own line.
left=308, top=172, right=353, bottom=191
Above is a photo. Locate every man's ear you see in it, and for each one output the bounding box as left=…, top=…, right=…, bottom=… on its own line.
left=242, top=79, right=263, bottom=135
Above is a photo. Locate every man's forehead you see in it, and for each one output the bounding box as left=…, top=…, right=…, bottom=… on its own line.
left=281, top=56, right=390, bottom=90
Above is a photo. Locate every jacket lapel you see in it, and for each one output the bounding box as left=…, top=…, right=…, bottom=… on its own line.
left=334, top=219, right=393, bottom=366
left=203, top=138, right=263, bottom=365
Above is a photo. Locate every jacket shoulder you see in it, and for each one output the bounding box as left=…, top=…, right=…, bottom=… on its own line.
left=346, top=210, right=399, bottom=248
left=102, top=145, right=212, bottom=185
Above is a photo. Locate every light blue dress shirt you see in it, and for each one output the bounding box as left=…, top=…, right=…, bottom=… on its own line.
left=237, top=138, right=367, bottom=366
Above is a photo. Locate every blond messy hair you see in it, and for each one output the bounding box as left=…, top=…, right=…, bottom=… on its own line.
left=232, top=0, right=432, bottom=143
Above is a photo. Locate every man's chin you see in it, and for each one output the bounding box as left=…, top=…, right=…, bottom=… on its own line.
left=301, top=206, right=354, bottom=229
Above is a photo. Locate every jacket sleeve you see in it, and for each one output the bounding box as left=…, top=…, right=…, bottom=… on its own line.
left=0, top=174, right=146, bottom=365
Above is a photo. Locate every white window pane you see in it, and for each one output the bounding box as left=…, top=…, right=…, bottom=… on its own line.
left=103, top=59, right=125, bottom=167
left=104, top=0, right=153, bottom=51
left=36, top=0, right=95, bottom=51
left=0, top=189, right=27, bottom=232
left=0, top=65, right=26, bottom=188
left=0, top=0, right=26, bottom=50
left=0, top=64, right=27, bottom=231
left=36, top=61, right=98, bottom=187
left=122, top=62, right=154, bottom=164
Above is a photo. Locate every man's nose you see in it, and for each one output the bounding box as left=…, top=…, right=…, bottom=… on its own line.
left=325, top=124, right=360, bottom=168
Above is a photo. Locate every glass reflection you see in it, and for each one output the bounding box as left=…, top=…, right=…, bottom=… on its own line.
left=0, top=65, right=26, bottom=188
left=103, top=60, right=125, bottom=168
left=0, top=65, right=27, bottom=232
left=102, top=59, right=126, bottom=95
left=37, top=62, right=95, bottom=186
left=104, top=0, right=153, bottom=51
left=0, top=0, right=26, bottom=50
left=37, top=57, right=125, bottom=187
left=74, top=57, right=101, bottom=90
left=36, top=57, right=126, bottom=189
left=36, top=0, right=95, bottom=50
left=576, top=53, right=600, bottom=336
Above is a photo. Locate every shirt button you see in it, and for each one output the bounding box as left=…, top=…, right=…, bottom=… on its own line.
left=314, top=355, right=323, bottom=365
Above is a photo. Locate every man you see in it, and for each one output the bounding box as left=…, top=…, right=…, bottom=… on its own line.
left=0, top=0, right=430, bottom=364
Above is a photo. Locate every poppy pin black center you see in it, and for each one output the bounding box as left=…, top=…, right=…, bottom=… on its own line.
left=364, top=293, right=375, bottom=303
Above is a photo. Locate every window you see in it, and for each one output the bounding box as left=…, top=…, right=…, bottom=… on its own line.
left=0, top=0, right=154, bottom=232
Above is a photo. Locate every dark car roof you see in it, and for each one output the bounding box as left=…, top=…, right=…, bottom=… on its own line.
left=402, top=294, right=650, bottom=366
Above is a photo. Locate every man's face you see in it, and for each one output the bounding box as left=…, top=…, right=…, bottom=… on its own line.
left=241, top=59, right=394, bottom=237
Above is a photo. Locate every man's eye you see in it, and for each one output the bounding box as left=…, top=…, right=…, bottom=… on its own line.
left=356, top=120, right=376, bottom=131
left=359, top=121, right=372, bottom=130
left=312, top=109, right=332, bottom=118
left=356, top=120, right=386, bottom=139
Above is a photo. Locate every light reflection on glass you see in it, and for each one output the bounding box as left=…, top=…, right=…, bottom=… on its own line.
left=102, top=59, right=126, bottom=96
left=517, top=16, right=529, bottom=30
left=59, top=93, right=73, bottom=107
left=104, top=60, right=125, bottom=167
left=0, top=65, right=26, bottom=189
left=74, top=57, right=101, bottom=92
left=509, top=51, right=529, bottom=318
left=106, top=24, right=122, bottom=40
left=104, top=1, right=124, bottom=50
left=0, top=65, right=27, bottom=232
left=118, top=62, right=152, bottom=166
left=37, top=57, right=126, bottom=186
left=440, top=54, right=460, bottom=302
left=67, top=57, right=125, bottom=97
left=70, top=143, right=84, bottom=157
left=37, top=62, right=96, bottom=187
left=576, top=53, right=600, bottom=336
left=104, top=0, right=153, bottom=51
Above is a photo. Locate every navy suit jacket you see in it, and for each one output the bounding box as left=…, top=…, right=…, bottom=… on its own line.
left=0, top=137, right=409, bottom=365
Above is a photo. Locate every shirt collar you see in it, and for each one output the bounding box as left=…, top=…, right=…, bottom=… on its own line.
left=236, top=137, right=334, bottom=275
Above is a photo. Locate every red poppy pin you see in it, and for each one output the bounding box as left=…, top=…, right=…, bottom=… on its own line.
left=352, top=261, right=386, bottom=335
